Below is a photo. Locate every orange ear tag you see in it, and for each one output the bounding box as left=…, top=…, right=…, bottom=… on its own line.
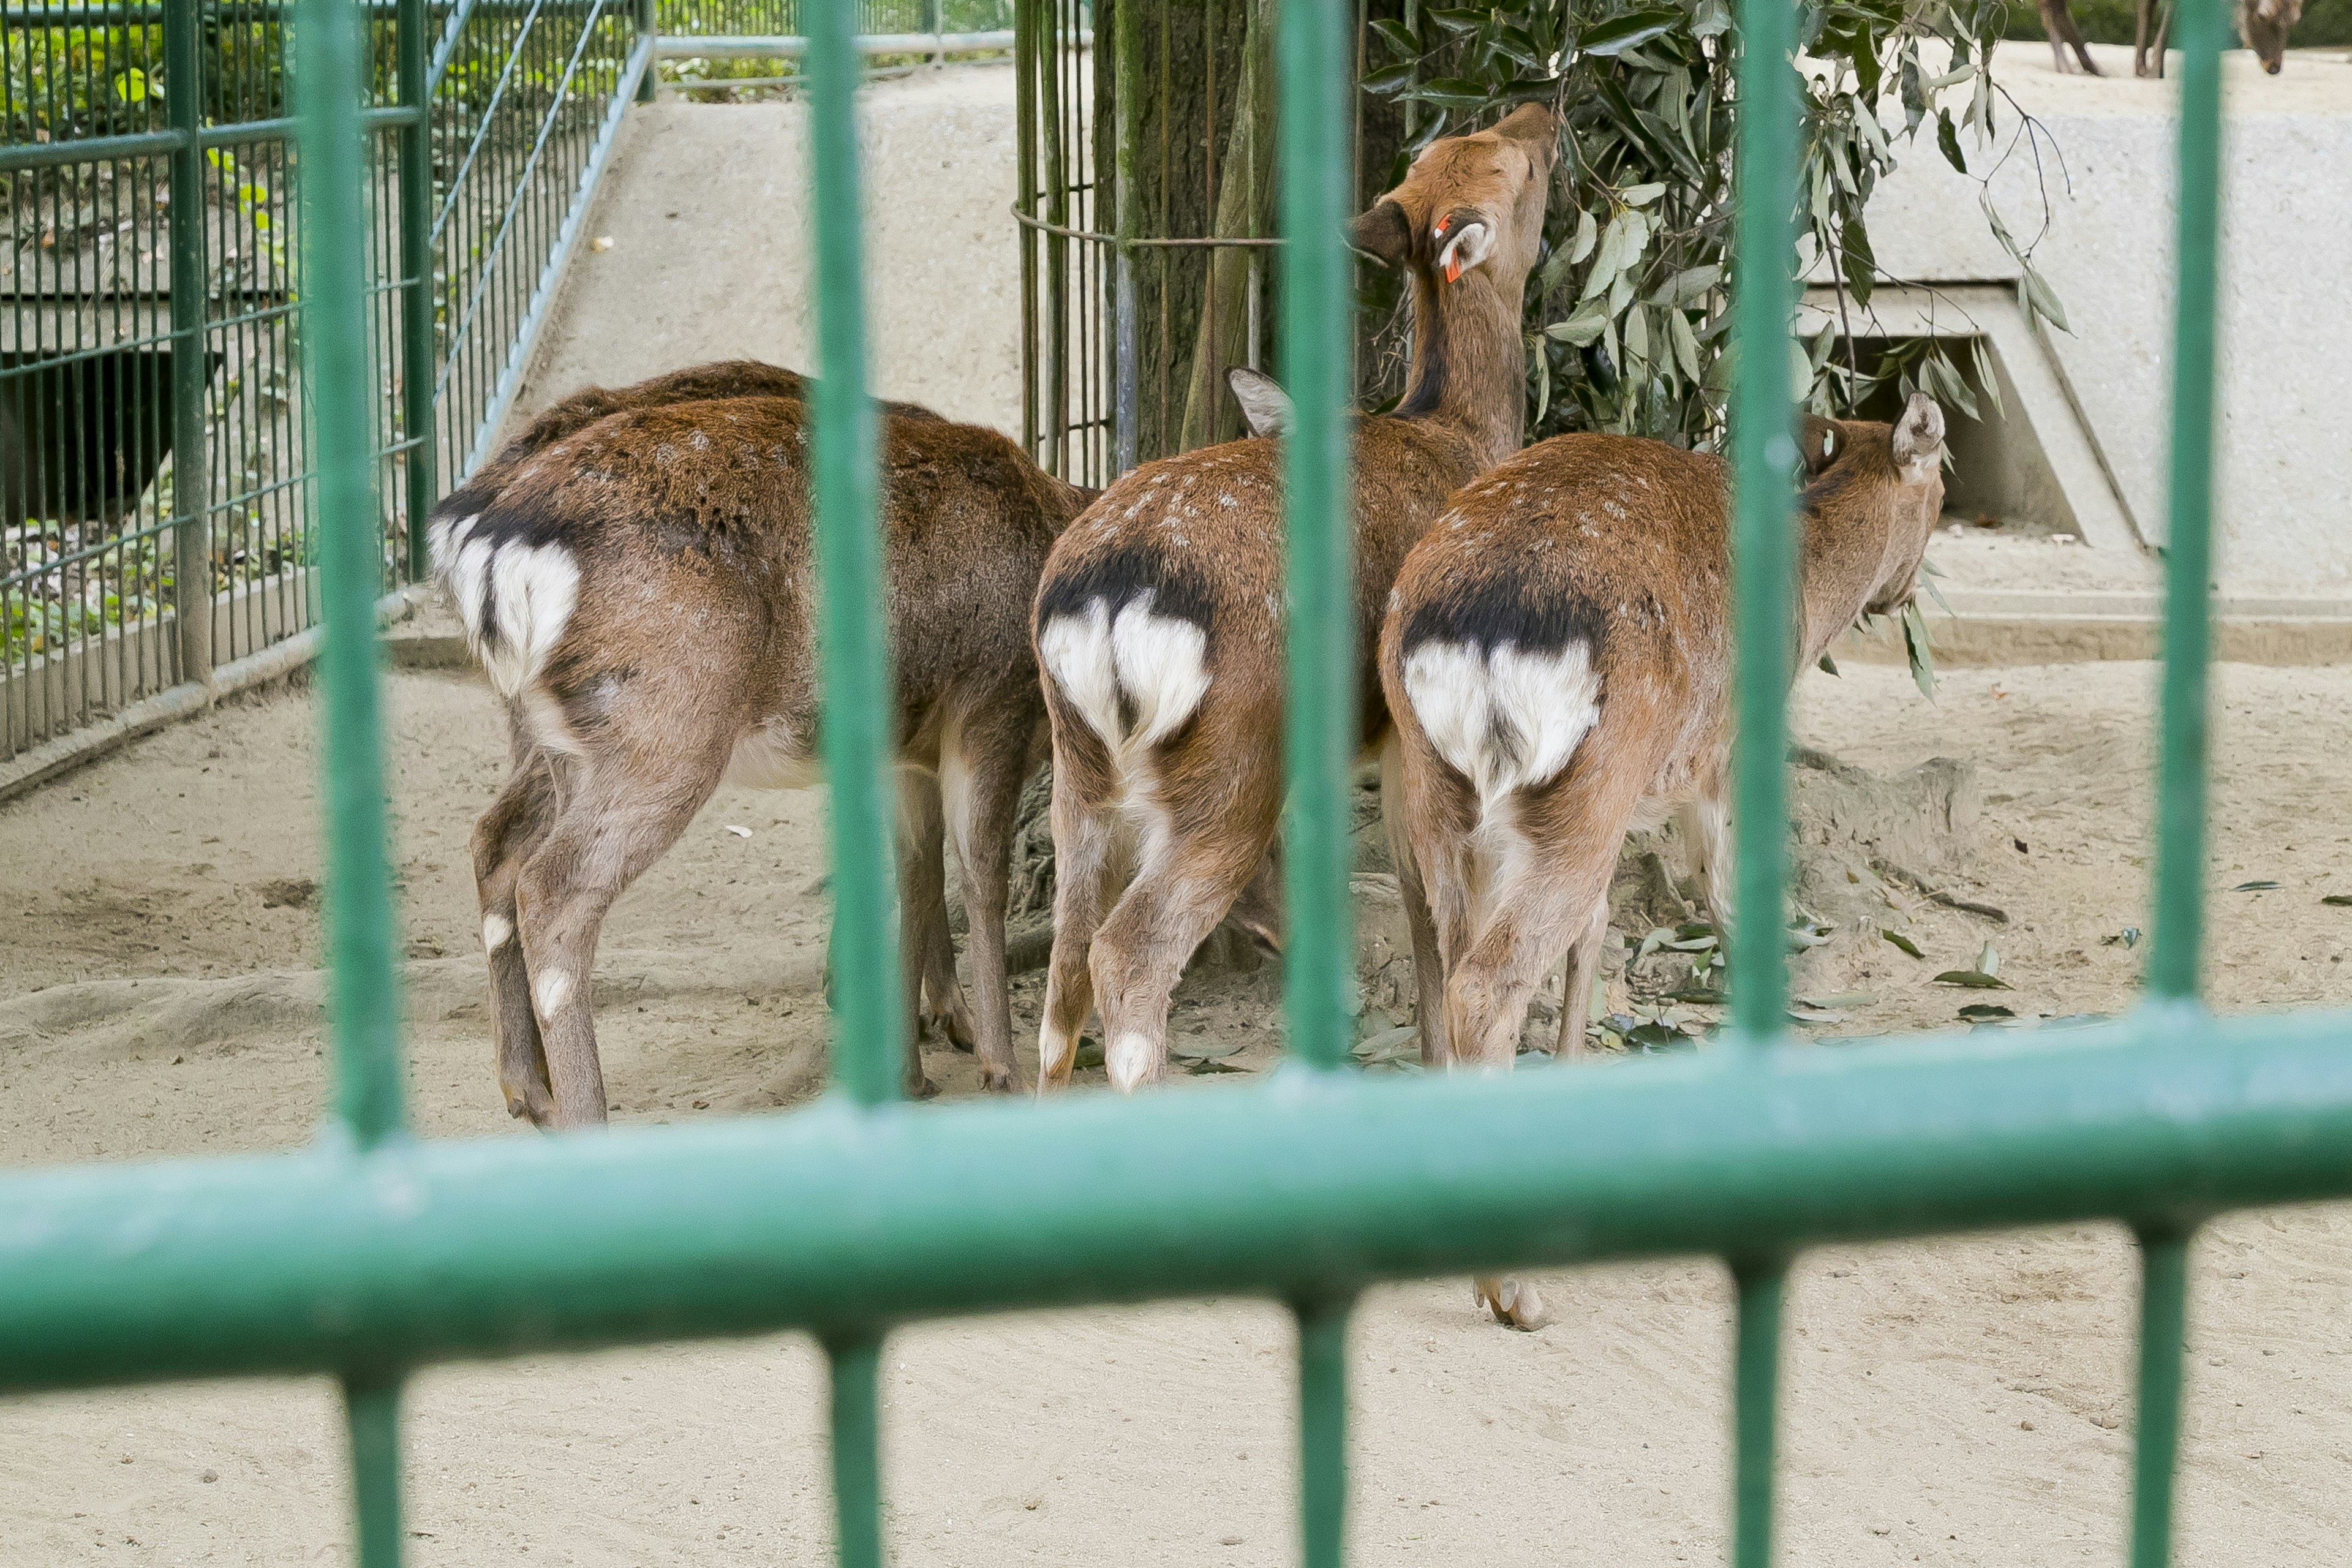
left=1445, top=255, right=1463, bottom=283
left=1434, top=213, right=1452, bottom=235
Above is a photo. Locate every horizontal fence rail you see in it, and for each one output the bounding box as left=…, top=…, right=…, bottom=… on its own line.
left=0, top=0, right=2323, bottom=1566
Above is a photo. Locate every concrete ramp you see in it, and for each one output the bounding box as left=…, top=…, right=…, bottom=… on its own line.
left=507, top=65, right=1024, bottom=444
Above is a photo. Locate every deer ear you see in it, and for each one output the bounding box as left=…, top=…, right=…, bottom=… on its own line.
left=1348, top=200, right=1412, bottom=267
left=1891, top=392, right=1946, bottom=478
left=1227, top=366, right=1294, bottom=438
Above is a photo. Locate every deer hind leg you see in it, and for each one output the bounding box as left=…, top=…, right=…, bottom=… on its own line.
left=941, top=698, right=1036, bottom=1095
left=514, top=753, right=724, bottom=1129
left=1088, top=820, right=1267, bottom=1093
left=1550, top=896, right=1613, bottom=1057
left=1382, top=734, right=1456, bottom=1066
left=1676, top=786, right=1734, bottom=932
left=1038, top=767, right=1118, bottom=1091
left=895, top=768, right=976, bottom=1057
left=471, top=752, right=562, bottom=1123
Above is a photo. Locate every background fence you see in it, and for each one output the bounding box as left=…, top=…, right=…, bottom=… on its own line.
left=0, top=0, right=1014, bottom=784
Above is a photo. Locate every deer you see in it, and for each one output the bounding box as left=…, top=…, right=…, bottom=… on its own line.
left=428, top=391, right=1090, bottom=1127
left=455, top=366, right=983, bottom=1057
left=1376, top=393, right=1947, bottom=1325
left=1027, top=102, right=1561, bottom=1096
left=2039, top=0, right=2302, bottom=76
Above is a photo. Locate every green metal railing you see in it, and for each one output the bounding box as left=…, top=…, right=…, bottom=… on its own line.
left=0, top=0, right=2329, bottom=1566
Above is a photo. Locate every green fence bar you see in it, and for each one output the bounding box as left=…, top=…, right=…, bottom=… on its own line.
left=806, top=0, right=903, bottom=1105
left=10, top=1007, right=2352, bottom=1396
left=1730, top=1262, right=1785, bottom=1568
left=300, top=0, right=408, bottom=1148
left=164, top=0, right=212, bottom=688
left=1276, top=0, right=1355, bottom=1073
left=1295, top=1295, right=1352, bottom=1568
left=2129, top=1229, right=2193, bottom=1568
left=2148, top=0, right=2228, bottom=1006
left=344, top=1375, right=407, bottom=1568
left=1726, top=0, right=1799, bottom=1042
left=827, top=1336, right=887, bottom=1568
left=399, top=0, right=439, bottom=581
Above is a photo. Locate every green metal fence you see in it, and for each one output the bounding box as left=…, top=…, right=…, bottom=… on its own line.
left=0, top=0, right=649, bottom=774
left=1, top=1, right=2334, bottom=1566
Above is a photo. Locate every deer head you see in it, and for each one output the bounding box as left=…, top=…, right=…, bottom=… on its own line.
left=2239, top=0, right=2303, bottom=72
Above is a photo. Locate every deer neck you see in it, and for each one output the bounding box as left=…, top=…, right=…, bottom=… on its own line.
left=1795, top=469, right=1905, bottom=658
left=1395, top=271, right=1525, bottom=471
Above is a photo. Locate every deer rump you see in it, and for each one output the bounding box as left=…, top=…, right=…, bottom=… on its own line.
left=425, top=391, right=1073, bottom=1120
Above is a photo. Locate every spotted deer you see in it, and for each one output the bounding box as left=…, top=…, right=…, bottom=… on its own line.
left=1028, top=102, right=1561, bottom=1096
left=1376, top=394, right=1947, bottom=1324
left=429, top=393, right=1090, bottom=1126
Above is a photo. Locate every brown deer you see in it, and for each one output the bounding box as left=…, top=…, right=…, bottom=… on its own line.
left=1376, top=394, right=1947, bottom=1325
left=429, top=394, right=1089, bottom=1126
left=1028, top=102, right=1561, bottom=1095
left=2040, top=0, right=2302, bottom=76
left=457, top=366, right=980, bottom=1057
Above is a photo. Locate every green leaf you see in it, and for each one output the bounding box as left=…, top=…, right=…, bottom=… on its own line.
left=1882, top=928, right=1925, bottom=958
left=2233, top=880, right=2281, bottom=891
left=1578, top=9, right=1681, bottom=56
left=1817, top=652, right=1840, bottom=676
left=2323, top=894, right=2352, bottom=907
left=1958, top=1003, right=2015, bottom=1022
left=1902, top=600, right=1937, bottom=699
left=1623, top=303, right=1651, bottom=369
left=1668, top=306, right=1703, bottom=383
left=1932, top=969, right=2011, bottom=989
left=1839, top=216, right=1876, bottom=311
left=1568, top=206, right=1599, bottom=265
left=1691, top=0, right=1733, bottom=37
left=1804, top=990, right=1879, bottom=1010
left=1621, top=181, right=1668, bottom=206
left=2021, top=265, right=2071, bottom=334
left=1370, top=17, right=1420, bottom=56
left=1976, top=940, right=2000, bottom=977
left=1545, top=297, right=1611, bottom=347
left=1171, top=1036, right=1245, bottom=1060
left=1360, top=61, right=1421, bottom=94
left=1936, top=110, right=1967, bottom=174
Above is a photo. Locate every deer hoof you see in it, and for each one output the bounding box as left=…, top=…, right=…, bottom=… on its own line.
left=903, top=1070, right=942, bottom=1101
left=502, top=1074, right=556, bottom=1128
left=980, top=1065, right=1024, bottom=1095
left=1473, top=1275, right=1548, bottom=1331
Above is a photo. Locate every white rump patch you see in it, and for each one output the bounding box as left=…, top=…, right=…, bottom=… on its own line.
left=473, top=542, right=581, bottom=701
left=1403, top=639, right=1602, bottom=815
left=1037, top=594, right=1211, bottom=767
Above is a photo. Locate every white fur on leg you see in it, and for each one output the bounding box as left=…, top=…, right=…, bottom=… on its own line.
left=1038, top=1018, right=1078, bottom=1085
left=1106, top=1031, right=1156, bottom=1093
left=533, top=970, right=572, bottom=1017
left=481, top=913, right=513, bottom=951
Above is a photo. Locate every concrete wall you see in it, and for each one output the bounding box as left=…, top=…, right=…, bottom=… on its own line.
left=1856, top=43, right=2352, bottom=595
left=508, top=64, right=1026, bottom=443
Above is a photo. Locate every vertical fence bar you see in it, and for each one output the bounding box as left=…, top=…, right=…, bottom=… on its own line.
left=301, top=0, right=412, bottom=1555
left=1276, top=0, right=1354, bottom=1072
left=2130, top=1229, right=2192, bottom=1568
left=1725, top=0, right=1798, bottom=1042
left=809, top=0, right=903, bottom=1104
left=164, top=0, right=211, bottom=688
left=1110, top=0, right=1140, bottom=474
left=827, top=1336, right=887, bottom=1568
left=1730, top=1262, right=1787, bottom=1568
left=1295, top=1297, right=1353, bottom=1568
left=638, top=0, right=659, bottom=101
left=2147, top=0, right=2226, bottom=1006
left=302, top=0, right=408, bottom=1147
left=398, top=0, right=437, bottom=581
left=344, top=1374, right=407, bottom=1568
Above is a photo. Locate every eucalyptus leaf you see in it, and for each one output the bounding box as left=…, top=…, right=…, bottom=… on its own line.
left=1933, top=969, right=2011, bottom=989
left=2323, top=894, right=2352, bottom=907
left=1882, top=929, right=1926, bottom=958
left=1568, top=206, right=1598, bottom=265
left=1578, top=9, right=1681, bottom=56
left=1958, top=1003, right=2015, bottom=1022
left=1621, top=181, right=1668, bottom=206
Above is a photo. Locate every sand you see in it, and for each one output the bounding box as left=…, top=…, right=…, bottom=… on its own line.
left=5, top=655, right=2352, bottom=1564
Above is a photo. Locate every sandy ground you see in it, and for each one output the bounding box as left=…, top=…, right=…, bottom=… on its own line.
left=6, top=656, right=2352, bottom=1564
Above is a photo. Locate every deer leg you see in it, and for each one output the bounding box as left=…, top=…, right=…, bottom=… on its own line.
left=1550, top=896, right=1613, bottom=1057
left=1382, top=736, right=1453, bottom=1066
left=1088, top=833, right=1266, bottom=1093
left=942, top=703, right=1033, bottom=1095
left=895, top=769, right=976, bottom=1055
left=1038, top=769, right=1117, bottom=1091
left=471, top=753, right=562, bottom=1123
left=1676, top=789, right=1735, bottom=932
left=514, top=762, right=720, bottom=1130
